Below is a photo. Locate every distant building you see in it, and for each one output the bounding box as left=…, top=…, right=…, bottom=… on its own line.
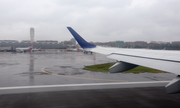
left=172, top=41, right=180, bottom=45
left=30, top=27, right=34, bottom=43
left=149, top=41, right=158, bottom=44
left=133, top=41, right=148, bottom=48
left=158, top=42, right=171, bottom=45
left=124, top=42, right=134, bottom=48
left=0, top=40, right=18, bottom=43
left=63, top=40, right=72, bottom=46
left=115, top=41, right=124, bottom=47
left=0, top=40, right=19, bottom=47
left=21, top=40, right=31, bottom=43
left=37, top=40, right=58, bottom=43
left=71, top=38, right=76, bottom=45
left=0, top=39, right=66, bottom=49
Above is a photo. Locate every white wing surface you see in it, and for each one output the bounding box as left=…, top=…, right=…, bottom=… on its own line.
left=91, top=46, right=180, bottom=75
left=67, top=27, right=180, bottom=93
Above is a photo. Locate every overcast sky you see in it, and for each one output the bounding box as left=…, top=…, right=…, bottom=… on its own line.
left=0, top=0, right=180, bottom=42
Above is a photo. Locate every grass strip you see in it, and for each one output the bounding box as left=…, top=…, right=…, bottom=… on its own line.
left=83, top=62, right=166, bottom=73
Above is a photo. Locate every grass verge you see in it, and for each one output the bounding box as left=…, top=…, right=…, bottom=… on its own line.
left=83, top=62, right=166, bottom=73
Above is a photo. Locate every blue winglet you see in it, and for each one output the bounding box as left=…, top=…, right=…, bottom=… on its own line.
left=67, top=27, right=96, bottom=49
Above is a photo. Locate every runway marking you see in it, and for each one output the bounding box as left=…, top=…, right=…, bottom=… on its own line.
left=41, top=65, right=127, bottom=82
left=0, top=81, right=170, bottom=90
left=40, top=66, right=53, bottom=74
left=56, top=74, right=127, bottom=82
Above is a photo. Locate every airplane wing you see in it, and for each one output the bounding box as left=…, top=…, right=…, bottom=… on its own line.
left=67, top=27, right=180, bottom=94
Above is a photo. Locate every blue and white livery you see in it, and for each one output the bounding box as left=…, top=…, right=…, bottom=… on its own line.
left=67, top=27, right=180, bottom=94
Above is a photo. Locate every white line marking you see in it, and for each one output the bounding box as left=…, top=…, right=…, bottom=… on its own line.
left=0, top=81, right=170, bottom=90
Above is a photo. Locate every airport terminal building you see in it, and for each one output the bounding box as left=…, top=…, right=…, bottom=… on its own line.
left=0, top=27, right=67, bottom=50
left=0, top=40, right=66, bottom=50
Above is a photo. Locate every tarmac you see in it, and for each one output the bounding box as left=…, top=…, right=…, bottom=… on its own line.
left=0, top=51, right=180, bottom=108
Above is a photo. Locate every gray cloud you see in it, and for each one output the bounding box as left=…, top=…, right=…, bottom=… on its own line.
left=0, top=0, right=180, bottom=42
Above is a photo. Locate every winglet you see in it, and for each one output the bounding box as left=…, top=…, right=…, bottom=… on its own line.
left=67, top=27, right=96, bottom=49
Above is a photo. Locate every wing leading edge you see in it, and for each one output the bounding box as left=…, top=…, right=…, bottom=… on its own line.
left=67, top=27, right=180, bottom=94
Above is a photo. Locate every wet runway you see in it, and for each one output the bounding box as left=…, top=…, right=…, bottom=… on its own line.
left=0, top=51, right=180, bottom=107
left=1, top=87, right=180, bottom=108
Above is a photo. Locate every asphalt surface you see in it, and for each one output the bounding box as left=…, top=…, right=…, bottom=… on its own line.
left=1, top=87, right=180, bottom=108
left=0, top=51, right=179, bottom=107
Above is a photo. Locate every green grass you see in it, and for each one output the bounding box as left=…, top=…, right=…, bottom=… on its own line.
left=83, top=62, right=166, bottom=73
left=83, top=63, right=114, bottom=72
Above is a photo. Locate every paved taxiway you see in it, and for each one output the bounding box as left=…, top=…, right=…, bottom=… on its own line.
left=0, top=51, right=180, bottom=107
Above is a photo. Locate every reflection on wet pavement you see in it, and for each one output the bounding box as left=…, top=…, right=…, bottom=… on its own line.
left=20, top=72, right=49, bottom=76
left=45, top=65, right=86, bottom=75
left=0, top=52, right=176, bottom=88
